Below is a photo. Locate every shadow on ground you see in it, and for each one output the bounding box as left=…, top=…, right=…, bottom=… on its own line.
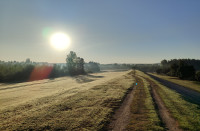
left=74, top=74, right=104, bottom=83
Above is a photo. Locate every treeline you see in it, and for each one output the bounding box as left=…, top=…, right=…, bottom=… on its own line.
left=0, top=51, right=101, bottom=83
left=133, top=64, right=160, bottom=72
left=0, top=61, right=35, bottom=82
left=84, top=61, right=100, bottom=73
left=0, top=60, right=67, bottom=82
left=156, top=59, right=200, bottom=81
left=99, top=63, right=160, bottom=72
left=100, top=63, right=132, bottom=70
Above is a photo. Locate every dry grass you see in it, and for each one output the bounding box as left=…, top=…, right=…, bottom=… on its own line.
left=0, top=71, right=134, bottom=130
left=0, top=71, right=128, bottom=110
left=139, top=71, right=200, bottom=131
left=149, top=73, right=200, bottom=93
left=127, top=74, right=164, bottom=131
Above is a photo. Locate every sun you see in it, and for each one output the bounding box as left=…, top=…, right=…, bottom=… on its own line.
left=50, top=32, right=71, bottom=50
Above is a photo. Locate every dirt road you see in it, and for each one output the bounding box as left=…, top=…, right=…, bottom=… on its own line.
left=148, top=74, right=200, bottom=105
left=109, top=72, right=183, bottom=131
left=146, top=78, right=182, bottom=131
left=108, top=81, right=135, bottom=131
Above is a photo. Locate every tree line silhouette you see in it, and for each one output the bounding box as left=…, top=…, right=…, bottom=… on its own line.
left=0, top=51, right=100, bottom=83
left=0, top=60, right=67, bottom=82
left=100, top=63, right=132, bottom=70
left=156, top=59, right=200, bottom=81
left=1, top=54, right=199, bottom=83
left=133, top=64, right=160, bottom=72
left=84, top=61, right=100, bottom=73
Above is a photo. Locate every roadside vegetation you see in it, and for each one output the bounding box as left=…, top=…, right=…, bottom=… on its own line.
left=149, top=73, right=200, bottom=93
left=137, top=71, right=200, bottom=131
left=156, top=59, right=200, bottom=81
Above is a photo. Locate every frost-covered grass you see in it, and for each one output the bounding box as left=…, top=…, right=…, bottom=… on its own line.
left=0, top=71, right=134, bottom=130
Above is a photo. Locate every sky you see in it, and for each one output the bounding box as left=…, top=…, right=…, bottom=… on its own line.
left=0, top=0, right=200, bottom=64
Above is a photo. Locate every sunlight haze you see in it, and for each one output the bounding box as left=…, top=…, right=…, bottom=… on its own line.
left=1, top=1, right=200, bottom=130
left=0, top=0, right=200, bottom=63
left=50, top=32, right=71, bottom=50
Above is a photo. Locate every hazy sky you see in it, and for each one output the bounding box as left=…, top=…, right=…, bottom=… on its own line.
left=0, top=0, right=200, bottom=64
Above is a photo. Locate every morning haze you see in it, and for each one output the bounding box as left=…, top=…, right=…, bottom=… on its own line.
left=1, top=1, right=200, bottom=131
left=0, top=0, right=199, bottom=64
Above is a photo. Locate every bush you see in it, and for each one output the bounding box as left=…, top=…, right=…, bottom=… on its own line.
left=195, top=71, right=200, bottom=81
left=177, top=61, right=195, bottom=80
left=84, top=61, right=100, bottom=73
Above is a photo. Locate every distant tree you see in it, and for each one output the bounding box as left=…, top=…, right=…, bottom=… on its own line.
left=66, top=51, right=85, bottom=75
left=156, top=68, right=162, bottom=74
left=132, top=65, right=136, bottom=70
left=66, top=51, right=77, bottom=75
left=49, top=64, right=59, bottom=78
left=0, top=60, right=69, bottom=83
left=169, top=63, right=179, bottom=76
left=195, top=71, right=200, bottom=81
left=177, top=60, right=195, bottom=80
left=161, top=59, right=168, bottom=66
left=157, top=59, right=199, bottom=81
left=85, top=61, right=100, bottom=73
left=134, top=64, right=160, bottom=72
left=25, top=58, right=31, bottom=63
left=75, top=57, right=85, bottom=74
left=0, top=61, right=35, bottom=82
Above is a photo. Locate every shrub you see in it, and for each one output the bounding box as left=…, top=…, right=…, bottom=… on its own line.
left=195, top=71, right=200, bottom=81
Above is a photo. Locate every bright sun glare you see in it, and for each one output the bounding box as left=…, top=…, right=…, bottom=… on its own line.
left=50, top=32, right=70, bottom=50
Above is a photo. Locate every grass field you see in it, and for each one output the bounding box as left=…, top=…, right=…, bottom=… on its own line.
left=139, top=71, right=200, bottom=131
left=149, top=73, right=200, bottom=93
left=1, top=70, right=200, bottom=130
left=0, top=71, right=134, bottom=130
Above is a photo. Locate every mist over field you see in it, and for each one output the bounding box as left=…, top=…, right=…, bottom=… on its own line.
left=0, top=0, right=200, bottom=130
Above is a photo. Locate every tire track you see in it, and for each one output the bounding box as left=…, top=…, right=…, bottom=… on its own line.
left=108, top=75, right=135, bottom=131
left=145, top=78, right=182, bottom=131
